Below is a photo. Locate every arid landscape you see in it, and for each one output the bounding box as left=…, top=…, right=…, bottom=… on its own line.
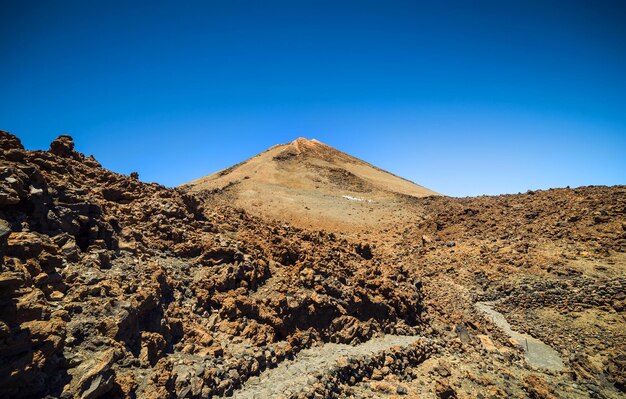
left=183, top=137, right=439, bottom=231
left=1, top=131, right=624, bottom=398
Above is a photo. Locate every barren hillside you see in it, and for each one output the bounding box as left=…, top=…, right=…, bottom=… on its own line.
left=183, top=138, right=439, bottom=231
left=1, top=130, right=624, bottom=399
left=0, top=131, right=425, bottom=398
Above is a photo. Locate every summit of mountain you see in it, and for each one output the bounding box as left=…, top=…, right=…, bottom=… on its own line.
left=182, top=138, right=439, bottom=231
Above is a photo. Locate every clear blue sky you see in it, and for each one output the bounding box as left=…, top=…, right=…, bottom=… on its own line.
left=1, top=1, right=624, bottom=196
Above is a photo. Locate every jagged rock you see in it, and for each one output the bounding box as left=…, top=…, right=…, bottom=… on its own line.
left=0, top=130, right=24, bottom=151
left=49, top=134, right=76, bottom=158
left=6, top=231, right=50, bottom=259
left=524, top=375, right=558, bottom=399
left=369, top=381, right=395, bottom=393
left=64, top=348, right=117, bottom=399
left=435, top=380, right=457, bottom=399
left=0, top=167, right=27, bottom=207
left=0, top=271, right=26, bottom=289
left=355, top=243, right=373, bottom=260
left=606, top=352, right=626, bottom=393
left=477, top=334, right=498, bottom=352
left=0, top=219, right=11, bottom=244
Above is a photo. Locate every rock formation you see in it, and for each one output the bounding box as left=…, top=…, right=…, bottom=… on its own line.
left=0, top=131, right=423, bottom=398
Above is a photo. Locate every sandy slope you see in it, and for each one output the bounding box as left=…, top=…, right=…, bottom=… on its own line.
left=182, top=138, right=439, bottom=231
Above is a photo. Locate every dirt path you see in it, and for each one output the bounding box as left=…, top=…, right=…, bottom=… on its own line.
left=232, top=335, right=422, bottom=399
left=476, top=302, right=565, bottom=371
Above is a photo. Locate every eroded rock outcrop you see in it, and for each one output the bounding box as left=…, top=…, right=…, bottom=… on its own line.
left=0, top=130, right=424, bottom=398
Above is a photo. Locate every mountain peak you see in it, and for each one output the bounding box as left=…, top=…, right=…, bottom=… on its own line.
left=288, top=137, right=324, bottom=151
left=183, top=139, right=439, bottom=231
left=291, top=137, right=320, bottom=145
left=274, top=137, right=334, bottom=160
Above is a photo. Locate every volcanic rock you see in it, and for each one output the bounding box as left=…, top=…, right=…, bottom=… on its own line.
left=49, top=134, right=76, bottom=157
left=0, top=129, right=624, bottom=399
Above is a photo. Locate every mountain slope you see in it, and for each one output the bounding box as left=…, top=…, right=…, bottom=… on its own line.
left=182, top=138, right=439, bottom=231
left=0, top=131, right=425, bottom=398
left=2, top=130, right=624, bottom=398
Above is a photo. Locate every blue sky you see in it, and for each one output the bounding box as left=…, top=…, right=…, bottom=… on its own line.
left=1, top=0, right=625, bottom=196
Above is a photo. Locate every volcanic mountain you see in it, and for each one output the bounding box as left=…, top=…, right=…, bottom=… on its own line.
left=183, top=138, right=439, bottom=230
left=2, top=130, right=625, bottom=398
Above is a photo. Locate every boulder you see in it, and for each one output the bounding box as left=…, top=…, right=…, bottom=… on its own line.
left=476, top=334, right=498, bottom=352
left=524, top=375, right=558, bottom=399
left=0, top=219, right=11, bottom=245
left=49, top=135, right=76, bottom=158
left=435, top=380, right=457, bottom=399
left=0, top=130, right=24, bottom=151
left=0, top=167, right=27, bottom=207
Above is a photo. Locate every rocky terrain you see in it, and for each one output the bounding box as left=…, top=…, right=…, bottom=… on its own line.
left=1, top=130, right=624, bottom=398
left=0, top=131, right=425, bottom=398
left=395, top=188, right=626, bottom=398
